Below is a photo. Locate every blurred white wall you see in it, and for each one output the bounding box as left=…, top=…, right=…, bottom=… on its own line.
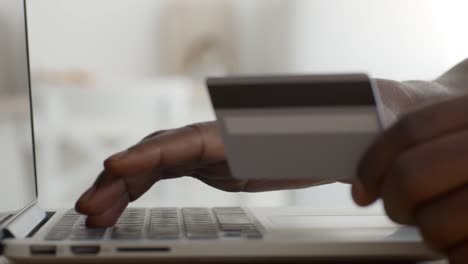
left=27, top=0, right=167, bottom=81
left=290, top=0, right=468, bottom=80
left=431, top=0, right=468, bottom=67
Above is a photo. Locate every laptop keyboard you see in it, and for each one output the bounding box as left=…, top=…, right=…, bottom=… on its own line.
left=45, top=207, right=262, bottom=241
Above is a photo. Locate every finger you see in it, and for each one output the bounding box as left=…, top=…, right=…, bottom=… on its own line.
left=414, top=184, right=468, bottom=252
left=436, top=58, right=468, bottom=92
left=243, top=179, right=336, bottom=192
left=75, top=173, right=127, bottom=215
left=448, top=242, right=468, bottom=264
left=355, top=94, right=468, bottom=206
left=191, top=162, right=246, bottom=192
left=381, top=129, right=468, bottom=224
left=140, top=129, right=169, bottom=141
left=104, top=122, right=224, bottom=176
left=85, top=193, right=130, bottom=228
left=121, top=169, right=169, bottom=201
left=193, top=162, right=336, bottom=192
left=77, top=122, right=222, bottom=217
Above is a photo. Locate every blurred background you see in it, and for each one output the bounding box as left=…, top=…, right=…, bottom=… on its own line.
left=2, top=0, right=468, bottom=210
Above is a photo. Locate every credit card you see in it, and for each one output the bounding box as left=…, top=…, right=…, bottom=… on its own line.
left=207, top=74, right=383, bottom=181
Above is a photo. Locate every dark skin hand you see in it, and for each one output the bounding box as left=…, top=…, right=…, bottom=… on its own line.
left=77, top=59, right=468, bottom=262
left=352, top=59, right=468, bottom=264
left=75, top=122, right=334, bottom=227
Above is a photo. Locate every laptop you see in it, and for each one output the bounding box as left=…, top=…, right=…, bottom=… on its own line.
left=0, top=0, right=439, bottom=263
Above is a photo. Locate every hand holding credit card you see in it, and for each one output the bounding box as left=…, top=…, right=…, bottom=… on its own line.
left=207, top=74, right=384, bottom=181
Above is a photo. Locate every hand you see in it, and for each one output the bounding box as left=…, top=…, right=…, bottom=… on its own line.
left=76, top=121, right=333, bottom=227
left=352, top=94, right=468, bottom=264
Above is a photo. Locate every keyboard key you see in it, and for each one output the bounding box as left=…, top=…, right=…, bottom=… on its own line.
left=213, top=207, right=245, bottom=214
left=148, top=223, right=181, bottom=240
left=214, top=207, right=263, bottom=238
left=186, top=231, right=218, bottom=239
left=111, top=229, right=143, bottom=240
left=45, top=210, right=81, bottom=241
left=71, top=228, right=106, bottom=240
left=148, top=233, right=180, bottom=240
left=243, top=230, right=263, bottom=239
left=149, top=207, right=181, bottom=240
left=45, top=230, right=73, bottom=241
left=223, top=231, right=242, bottom=237
left=111, top=209, right=145, bottom=240
left=182, top=208, right=219, bottom=239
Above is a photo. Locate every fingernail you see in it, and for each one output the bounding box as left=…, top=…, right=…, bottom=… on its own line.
left=351, top=179, right=366, bottom=205
left=108, top=150, right=129, bottom=161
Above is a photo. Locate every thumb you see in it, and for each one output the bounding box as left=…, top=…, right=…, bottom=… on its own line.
left=351, top=178, right=375, bottom=206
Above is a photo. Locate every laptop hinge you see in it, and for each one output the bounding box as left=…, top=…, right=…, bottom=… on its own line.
left=3, top=203, right=46, bottom=239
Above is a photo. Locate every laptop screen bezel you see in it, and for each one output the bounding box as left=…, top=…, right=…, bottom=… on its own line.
left=0, top=0, right=39, bottom=233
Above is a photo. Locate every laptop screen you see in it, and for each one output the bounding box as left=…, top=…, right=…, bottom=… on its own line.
left=0, top=0, right=37, bottom=218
